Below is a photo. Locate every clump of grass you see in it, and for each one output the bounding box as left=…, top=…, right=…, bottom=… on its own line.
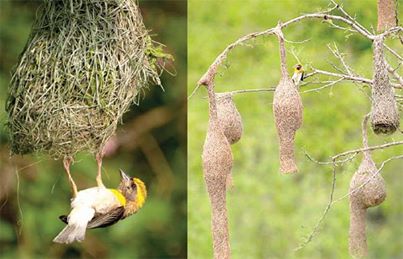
left=6, top=0, right=171, bottom=159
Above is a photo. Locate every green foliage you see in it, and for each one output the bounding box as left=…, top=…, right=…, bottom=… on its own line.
left=188, top=0, right=402, bottom=258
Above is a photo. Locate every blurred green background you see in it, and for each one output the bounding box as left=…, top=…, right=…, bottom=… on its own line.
left=188, top=0, right=402, bottom=258
left=0, top=0, right=186, bottom=258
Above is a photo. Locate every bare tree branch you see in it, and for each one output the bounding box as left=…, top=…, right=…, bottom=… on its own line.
left=305, top=68, right=372, bottom=85
left=386, top=62, right=403, bottom=86
left=221, top=88, right=276, bottom=96
left=332, top=141, right=403, bottom=161
left=190, top=4, right=390, bottom=99
left=189, top=0, right=401, bottom=100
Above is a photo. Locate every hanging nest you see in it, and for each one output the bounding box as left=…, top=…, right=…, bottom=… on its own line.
left=370, top=35, right=400, bottom=135
left=6, top=0, right=171, bottom=159
left=349, top=115, right=386, bottom=257
left=202, top=86, right=232, bottom=259
left=273, top=77, right=303, bottom=173
left=349, top=155, right=386, bottom=257
left=349, top=156, right=386, bottom=209
left=273, top=27, right=303, bottom=173
left=216, top=93, right=243, bottom=145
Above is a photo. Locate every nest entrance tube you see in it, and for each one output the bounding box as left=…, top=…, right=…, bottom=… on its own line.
left=6, top=0, right=164, bottom=159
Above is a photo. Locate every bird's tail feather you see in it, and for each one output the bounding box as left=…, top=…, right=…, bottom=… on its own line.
left=53, top=224, right=86, bottom=244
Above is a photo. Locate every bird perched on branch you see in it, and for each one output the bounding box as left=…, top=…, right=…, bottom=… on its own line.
left=53, top=170, right=147, bottom=244
left=292, top=64, right=304, bottom=86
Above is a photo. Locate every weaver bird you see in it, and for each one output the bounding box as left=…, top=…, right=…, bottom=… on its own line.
left=53, top=170, right=147, bottom=244
left=292, top=64, right=304, bottom=86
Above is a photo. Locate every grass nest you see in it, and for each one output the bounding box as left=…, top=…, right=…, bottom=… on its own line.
left=6, top=0, right=171, bottom=159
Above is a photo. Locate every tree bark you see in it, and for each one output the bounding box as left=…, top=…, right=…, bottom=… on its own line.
left=377, top=0, right=397, bottom=32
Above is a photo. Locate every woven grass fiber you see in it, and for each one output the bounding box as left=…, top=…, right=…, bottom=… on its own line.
left=6, top=0, right=169, bottom=159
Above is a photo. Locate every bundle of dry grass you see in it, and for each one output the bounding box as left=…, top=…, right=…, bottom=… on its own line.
left=273, top=28, right=303, bottom=173
left=370, top=35, right=400, bottom=135
left=6, top=0, right=168, bottom=159
left=217, top=93, right=243, bottom=145
left=349, top=115, right=386, bottom=257
left=202, top=86, right=233, bottom=259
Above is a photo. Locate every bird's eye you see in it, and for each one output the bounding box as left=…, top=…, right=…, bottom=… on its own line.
left=131, top=182, right=136, bottom=189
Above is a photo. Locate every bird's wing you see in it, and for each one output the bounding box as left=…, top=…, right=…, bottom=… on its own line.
left=86, top=206, right=125, bottom=229
left=58, top=207, right=124, bottom=229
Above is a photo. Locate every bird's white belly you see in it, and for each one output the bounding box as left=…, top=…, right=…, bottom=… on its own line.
left=72, top=187, right=120, bottom=214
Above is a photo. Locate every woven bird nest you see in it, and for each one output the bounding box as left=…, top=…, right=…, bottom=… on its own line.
left=370, top=35, right=400, bottom=134
left=6, top=0, right=170, bottom=159
left=216, top=93, right=243, bottom=145
left=348, top=114, right=386, bottom=257
left=273, top=28, right=303, bottom=173
left=349, top=153, right=386, bottom=257
left=202, top=87, right=233, bottom=259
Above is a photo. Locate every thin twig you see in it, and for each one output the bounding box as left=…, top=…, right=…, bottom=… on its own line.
left=386, top=62, right=403, bottom=87
left=330, top=0, right=372, bottom=35
left=333, top=155, right=403, bottom=203
left=302, top=78, right=344, bottom=93
left=310, top=68, right=372, bottom=84
left=328, top=43, right=354, bottom=76
left=380, top=26, right=403, bottom=38
left=384, top=44, right=403, bottom=61
left=332, top=141, right=403, bottom=161
left=289, top=47, right=303, bottom=65
left=294, top=162, right=337, bottom=251
left=304, top=141, right=403, bottom=165
left=304, top=151, right=357, bottom=166
left=222, top=88, right=276, bottom=95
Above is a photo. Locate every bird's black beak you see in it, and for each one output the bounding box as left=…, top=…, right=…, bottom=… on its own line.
left=119, top=169, right=131, bottom=182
